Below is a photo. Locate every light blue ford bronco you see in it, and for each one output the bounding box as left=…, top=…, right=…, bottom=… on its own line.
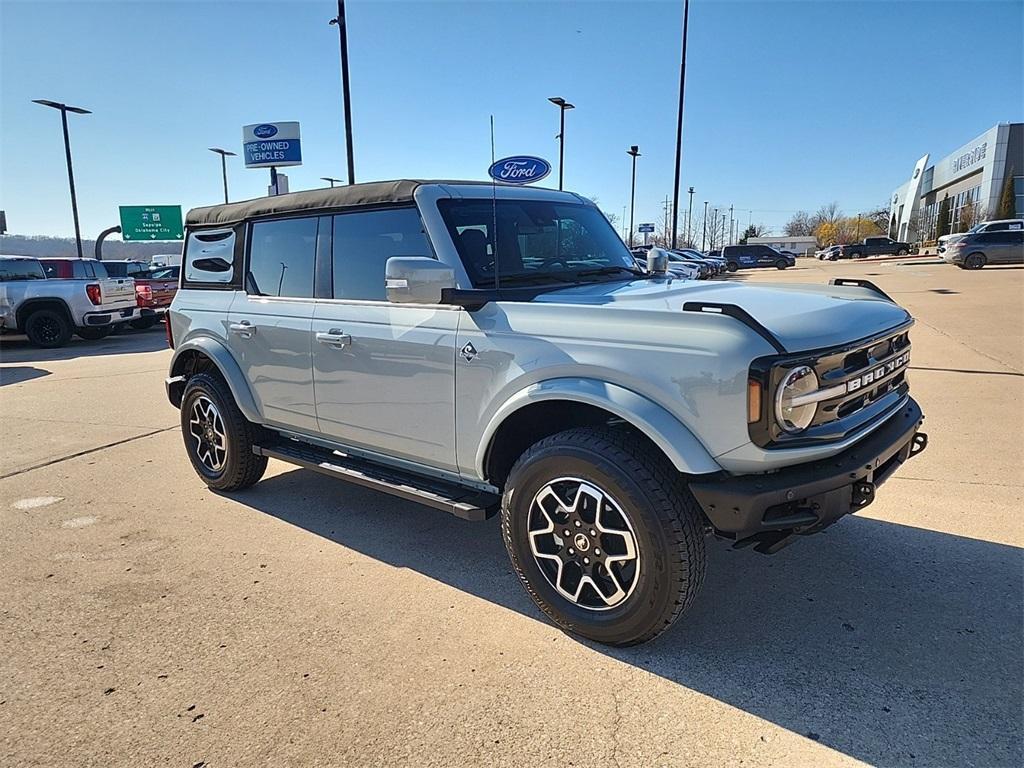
left=166, top=180, right=927, bottom=645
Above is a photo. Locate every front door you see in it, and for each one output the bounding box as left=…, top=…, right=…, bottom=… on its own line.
left=311, top=208, right=459, bottom=472
left=227, top=215, right=323, bottom=433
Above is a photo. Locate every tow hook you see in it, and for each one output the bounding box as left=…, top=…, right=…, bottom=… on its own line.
left=851, top=481, right=875, bottom=509
left=910, top=432, right=929, bottom=456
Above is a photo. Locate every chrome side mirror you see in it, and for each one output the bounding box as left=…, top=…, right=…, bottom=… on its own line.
left=385, top=257, right=456, bottom=304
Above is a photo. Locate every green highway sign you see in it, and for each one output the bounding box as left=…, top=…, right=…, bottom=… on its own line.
left=118, top=205, right=184, bottom=241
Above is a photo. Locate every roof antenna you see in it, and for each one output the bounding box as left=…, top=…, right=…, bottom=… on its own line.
left=490, top=115, right=500, bottom=291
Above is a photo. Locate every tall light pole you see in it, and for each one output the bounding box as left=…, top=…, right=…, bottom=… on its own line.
left=329, top=1, right=356, bottom=184
left=721, top=213, right=727, bottom=250
left=686, top=186, right=695, bottom=247
left=208, top=148, right=235, bottom=204
left=321, top=176, right=344, bottom=188
left=548, top=97, right=574, bottom=191
left=670, top=0, right=691, bottom=249
left=729, top=204, right=734, bottom=246
left=701, top=200, right=709, bottom=251
left=627, top=145, right=641, bottom=247
left=33, top=99, right=90, bottom=259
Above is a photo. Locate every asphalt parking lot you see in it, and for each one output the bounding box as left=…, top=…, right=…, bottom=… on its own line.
left=1, top=259, right=1021, bottom=767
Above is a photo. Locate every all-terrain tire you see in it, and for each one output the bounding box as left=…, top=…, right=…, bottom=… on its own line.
left=24, top=308, right=73, bottom=348
left=501, top=426, right=707, bottom=646
left=180, top=372, right=268, bottom=491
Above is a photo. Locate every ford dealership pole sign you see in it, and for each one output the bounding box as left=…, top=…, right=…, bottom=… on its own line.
left=488, top=156, right=551, bottom=185
left=242, top=122, right=302, bottom=168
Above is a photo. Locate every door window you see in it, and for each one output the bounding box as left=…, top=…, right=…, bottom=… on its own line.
left=248, top=217, right=318, bottom=298
left=331, top=208, right=431, bottom=301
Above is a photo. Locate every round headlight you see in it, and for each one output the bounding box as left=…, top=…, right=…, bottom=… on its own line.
left=775, top=365, right=819, bottom=433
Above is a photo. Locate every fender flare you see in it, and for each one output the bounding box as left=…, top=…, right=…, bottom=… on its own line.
left=169, top=336, right=261, bottom=423
left=476, top=377, right=721, bottom=478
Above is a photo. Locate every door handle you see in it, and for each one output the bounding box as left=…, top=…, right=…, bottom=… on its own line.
left=316, top=329, right=351, bottom=348
left=229, top=321, right=255, bottom=338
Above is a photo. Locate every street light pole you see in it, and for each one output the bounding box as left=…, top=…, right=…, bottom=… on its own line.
left=701, top=200, right=709, bottom=251
left=33, top=99, right=90, bottom=259
left=321, top=176, right=343, bottom=188
left=208, top=148, right=236, bottom=204
left=627, top=145, right=641, bottom=247
left=729, top=204, right=734, bottom=246
left=670, top=0, right=691, bottom=249
left=329, top=0, right=356, bottom=184
left=548, top=97, right=574, bottom=191
left=686, top=186, right=695, bottom=247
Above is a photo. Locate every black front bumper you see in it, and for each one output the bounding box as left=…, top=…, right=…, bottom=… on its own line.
left=689, top=397, right=926, bottom=553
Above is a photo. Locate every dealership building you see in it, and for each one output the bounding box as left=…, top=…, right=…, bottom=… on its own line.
left=890, top=122, right=1023, bottom=242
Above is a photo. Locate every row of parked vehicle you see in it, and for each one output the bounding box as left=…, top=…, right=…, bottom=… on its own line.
left=630, top=243, right=796, bottom=277
left=0, top=255, right=178, bottom=348
left=815, top=236, right=914, bottom=260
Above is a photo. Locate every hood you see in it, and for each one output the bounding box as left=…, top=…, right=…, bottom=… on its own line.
left=532, top=278, right=911, bottom=353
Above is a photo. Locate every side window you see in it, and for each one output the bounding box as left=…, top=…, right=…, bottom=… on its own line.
left=248, top=217, right=317, bottom=298
left=332, top=208, right=431, bottom=301
left=77, top=261, right=91, bottom=278
left=185, top=228, right=236, bottom=284
left=92, top=262, right=109, bottom=278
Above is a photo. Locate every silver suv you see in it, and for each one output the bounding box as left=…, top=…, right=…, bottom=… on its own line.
left=165, top=181, right=927, bottom=646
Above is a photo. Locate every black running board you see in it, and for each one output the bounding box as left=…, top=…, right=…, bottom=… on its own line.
left=253, top=440, right=499, bottom=521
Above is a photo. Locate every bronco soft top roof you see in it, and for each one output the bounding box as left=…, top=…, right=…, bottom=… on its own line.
left=185, top=179, right=582, bottom=227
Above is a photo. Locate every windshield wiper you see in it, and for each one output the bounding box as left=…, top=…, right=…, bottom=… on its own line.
left=574, top=265, right=649, bottom=279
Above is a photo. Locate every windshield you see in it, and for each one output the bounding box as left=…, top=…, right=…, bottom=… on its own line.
left=438, top=199, right=638, bottom=288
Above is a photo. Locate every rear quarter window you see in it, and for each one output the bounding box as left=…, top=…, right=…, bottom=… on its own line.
left=183, top=228, right=238, bottom=287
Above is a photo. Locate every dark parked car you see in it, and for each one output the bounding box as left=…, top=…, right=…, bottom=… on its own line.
left=943, top=230, right=1024, bottom=269
left=721, top=244, right=795, bottom=272
left=839, top=237, right=912, bottom=259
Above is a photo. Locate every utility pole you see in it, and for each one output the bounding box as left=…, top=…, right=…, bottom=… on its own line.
left=729, top=204, right=734, bottom=246
left=329, top=1, right=356, bottom=184
left=627, top=145, right=641, bottom=247
left=701, top=200, right=709, bottom=251
left=33, top=99, right=90, bottom=259
left=670, top=0, right=691, bottom=249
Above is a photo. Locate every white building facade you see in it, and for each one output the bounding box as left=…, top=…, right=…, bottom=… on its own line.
left=746, top=236, right=818, bottom=256
left=890, top=123, right=1023, bottom=242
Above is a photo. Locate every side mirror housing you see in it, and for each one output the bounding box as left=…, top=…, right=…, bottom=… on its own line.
left=385, top=257, right=456, bottom=304
left=647, top=248, right=670, bottom=275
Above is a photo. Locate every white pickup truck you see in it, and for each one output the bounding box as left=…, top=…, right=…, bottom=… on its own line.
left=0, top=255, right=141, bottom=347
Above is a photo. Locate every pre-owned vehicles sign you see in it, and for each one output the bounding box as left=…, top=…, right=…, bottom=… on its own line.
left=243, top=122, right=302, bottom=168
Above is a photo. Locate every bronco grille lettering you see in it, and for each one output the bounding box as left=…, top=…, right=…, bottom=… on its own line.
left=846, top=351, right=909, bottom=393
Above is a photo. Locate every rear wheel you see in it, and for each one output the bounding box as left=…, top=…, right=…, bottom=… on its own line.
left=850, top=251, right=863, bottom=259
left=180, top=373, right=268, bottom=491
left=501, top=426, right=707, bottom=646
left=897, top=248, right=909, bottom=256
left=24, top=309, right=72, bottom=348
left=964, top=252, right=986, bottom=270
left=76, top=326, right=113, bottom=341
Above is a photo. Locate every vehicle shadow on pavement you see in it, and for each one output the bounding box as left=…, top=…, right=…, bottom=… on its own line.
left=0, top=365, right=50, bottom=386
left=241, top=468, right=1023, bottom=767
left=0, top=327, right=168, bottom=364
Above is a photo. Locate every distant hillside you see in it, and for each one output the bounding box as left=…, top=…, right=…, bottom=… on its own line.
left=0, top=234, right=181, bottom=261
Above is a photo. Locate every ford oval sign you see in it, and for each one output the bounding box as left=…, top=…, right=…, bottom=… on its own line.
left=488, top=156, right=551, bottom=185
left=253, top=124, right=278, bottom=139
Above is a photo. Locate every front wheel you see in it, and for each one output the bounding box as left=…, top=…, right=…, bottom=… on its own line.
left=897, top=248, right=909, bottom=256
left=726, top=261, right=738, bottom=272
left=501, top=426, right=707, bottom=646
left=964, top=253, right=986, bottom=270
left=180, top=373, right=268, bottom=491
left=76, top=326, right=113, bottom=341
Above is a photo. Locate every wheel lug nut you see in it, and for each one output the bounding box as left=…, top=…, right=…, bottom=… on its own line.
left=563, top=530, right=570, bottom=537
left=595, top=548, right=601, bottom=555
left=590, top=529, right=596, bottom=536
left=584, top=557, right=590, bottom=565
left=568, top=548, right=575, bottom=555
left=574, top=521, right=581, bottom=527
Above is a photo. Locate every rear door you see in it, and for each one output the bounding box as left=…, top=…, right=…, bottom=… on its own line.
left=311, top=207, right=459, bottom=472
left=979, top=231, right=1024, bottom=264
left=227, top=215, right=322, bottom=433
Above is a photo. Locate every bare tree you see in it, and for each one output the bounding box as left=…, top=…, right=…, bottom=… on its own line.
left=815, top=202, right=843, bottom=228
left=784, top=211, right=815, bottom=236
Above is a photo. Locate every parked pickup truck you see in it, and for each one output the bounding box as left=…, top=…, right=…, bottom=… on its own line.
left=0, top=255, right=141, bottom=347
left=102, top=260, right=178, bottom=329
left=166, top=180, right=928, bottom=646
left=839, top=237, right=912, bottom=259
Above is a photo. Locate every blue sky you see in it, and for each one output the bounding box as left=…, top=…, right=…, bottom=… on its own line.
left=2, top=0, right=1021, bottom=239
